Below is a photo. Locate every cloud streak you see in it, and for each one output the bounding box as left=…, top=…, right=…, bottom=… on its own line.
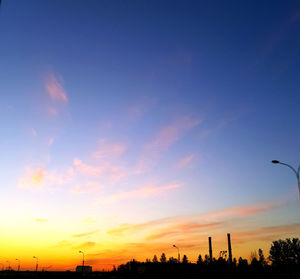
left=176, top=154, right=195, bottom=168
left=138, top=116, right=201, bottom=171
left=101, top=183, right=181, bottom=203
left=107, top=200, right=283, bottom=237
left=45, top=73, right=68, bottom=102
left=72, top=230, right=99, bottom=238
left=93, top=139, right=127, bottom=160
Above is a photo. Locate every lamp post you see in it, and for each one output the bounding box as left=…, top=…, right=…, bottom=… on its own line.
left=33, top=256, right=38, bottom=272
left=15, top=259, right=20, bottom=272
left=79, top=251, right=85, bottom=267
left=272, top=160, right=300, bottom=198
left=173, top=245, right=180, bottom=263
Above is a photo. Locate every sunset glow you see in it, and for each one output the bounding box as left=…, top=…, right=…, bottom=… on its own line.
left=0, top=0, right=300, bottom=272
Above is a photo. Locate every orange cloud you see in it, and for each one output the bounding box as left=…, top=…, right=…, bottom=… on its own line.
left=138, top=116, right=201, bottom=171
left=145, top=221, right=221, bottom=241
left=73, top=242, right=97, bottom=249
left=72, top=230, right=99, bottom=238
left=18, top=167, right=47, bottom=189
left=176, top=154, right=195, bottom=168
left=18, top=166, right=74, bottom=191
left=231, top=223, right=300, bottom=244
left=45, top=73, right=68, bottom=102
left=102, top=183, right=181, bottom=203
left=108, top=200, right=283, bottom=237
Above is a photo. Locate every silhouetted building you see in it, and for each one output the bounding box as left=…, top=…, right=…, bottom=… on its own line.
left=76, top=265, right=92, bottom=272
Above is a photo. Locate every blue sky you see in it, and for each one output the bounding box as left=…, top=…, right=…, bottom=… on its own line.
left=0, top=0, right=300, bottom=270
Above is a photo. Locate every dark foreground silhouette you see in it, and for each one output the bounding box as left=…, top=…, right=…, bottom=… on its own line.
left=1, top=238, right=300, bottom=279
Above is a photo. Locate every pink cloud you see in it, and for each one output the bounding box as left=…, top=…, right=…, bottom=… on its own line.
left=176, top=154, right=195, bottom=168
left=48, top=137, right=54, bottom=146
left=138, top=116, right=201, bottom=171
left=206, top=202, right=282, bottom=219
left=93, top=139, right=127, bottom=159
left=45, top=73, right=68, bottom=102
left=31, top=128, right=37, bottom=137
left=73, top=158, right=104, bottom=176
left=102, top=183, right=181, bottom=203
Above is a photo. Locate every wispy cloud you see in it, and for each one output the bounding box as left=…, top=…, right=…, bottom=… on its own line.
left=107, top=200, right=284, bottom=237
left=72, top=230, right=99, bottom=238
left=73, top=158, right=104, bottom=177
left=176, top=154, right=195, bottom=168
left=71, top=181, right=102, bottom=195
left=205, top=202, right=282, bottom=219
left=82, top=217, right=97, bottom=223
left=31, top=128, right=37, bottom=137
left=48, top=137, right=54, bottom=146
left=92, top=139, right=127, bottom=160
left=18, top=166, right=74, bottom=190
left=18, top=167, right=47, bottom=189
left=233, top=223, right=300, bottom=244
left=101, top=183, right=181, bottom=203
left=73, top=242, right=97, bottom=249
left=138, top=116, right=201, bottom=171
left=45, top=73, right=68, bottom=102
left=145, top=221, right=221, bottom=241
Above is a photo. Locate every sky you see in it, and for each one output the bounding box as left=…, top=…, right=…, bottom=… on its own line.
left=0, top=0, right=300, bottom=271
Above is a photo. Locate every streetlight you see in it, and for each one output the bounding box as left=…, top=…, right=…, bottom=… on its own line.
left=173, top=245, right=180, bottom=263
left=79, top=251, right=85, bottom=266
left=15, top=259, right=20, bottom=272
left=33, top=256, right=38, bottom=272
left=272, top=160, right=300, bottom=198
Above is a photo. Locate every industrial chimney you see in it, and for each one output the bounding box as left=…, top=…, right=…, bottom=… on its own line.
left=208, top=236, right=213, bottom=262
left=227, top=233, right=232, bottom=263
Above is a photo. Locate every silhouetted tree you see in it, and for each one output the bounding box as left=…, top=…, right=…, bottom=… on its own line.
left=269, top=238, right=300, bottom=266
left=160, top=253, right=167, bottom=263
left=182, top=255, right=188, bottom=264
left=204, top=254, right=210, bottom=264
left=152, top=255, right=158, bottom=263
left=238, top=257, right=248, bottom=267
left=168, top=257, right=177, bottom=263
left=251, top=257, right=259, bottom=267
left=249, top=250, right=258, bottom=263
left=258, top=248, right=267, bottom=266
left=197, top=254, right=203, bottom=265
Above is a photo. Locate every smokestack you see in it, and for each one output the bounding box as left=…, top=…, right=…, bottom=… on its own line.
left=227, top=233, right=232, bottom=263
left=208, top=236, right=212, bottom=262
